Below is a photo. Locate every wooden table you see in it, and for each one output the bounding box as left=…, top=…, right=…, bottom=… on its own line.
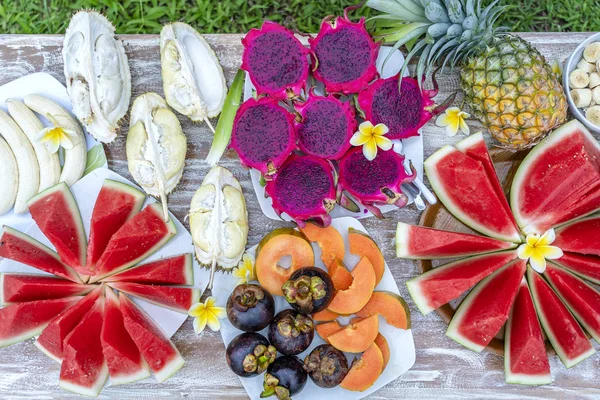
left=0, top=32, right=598, bottom=400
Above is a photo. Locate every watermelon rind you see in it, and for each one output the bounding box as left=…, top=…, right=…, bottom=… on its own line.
left=102, top=179, right=146, bottom=206
left=527, top=267, right=596, bottom=368
left=424, top=146, right=522, bottom=243
left=0, top=273, right=5, bottom=305
left=34, top=339, right=64, bottom=364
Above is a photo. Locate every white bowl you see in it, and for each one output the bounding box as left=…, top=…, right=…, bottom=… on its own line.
left=563, top=32, right=600, bottom=133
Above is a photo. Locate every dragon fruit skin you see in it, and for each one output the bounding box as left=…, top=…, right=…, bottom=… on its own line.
left=265, top=154, right=336, bottom=227
left=230, top=97, right=296, bottom=178
left=337, top=147, right=416, bottom=217
left=241, top=21, right=310, bottom=100
left=309, top=14, right=379, bottom=95
left=357, top=75, right=438, bottom=140
left=294, top=92, right=357, bottom=160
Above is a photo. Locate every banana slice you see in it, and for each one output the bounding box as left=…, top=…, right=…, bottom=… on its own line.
left=593, top=87, right=600, bottom=105
left=577, top=59, right=597, bottom=73
left=589, top=72, right=600, bottom=89
left=585, top=105, right=600, bottom=126
left=0, top=109, right=40, bottom=214
left=569, top=69, right=590, bottom=89
left=584, top=42, right=600, bottom=63
left=23, top=95, right=87, bottom=187
left=0, top=136, right=18, bottom=215
left=571, top=88, right=592, bottom=108
left=7, top=99, right=61, bottom=192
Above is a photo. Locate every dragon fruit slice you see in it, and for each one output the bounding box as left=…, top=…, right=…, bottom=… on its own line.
left=230, top=97, right=296, bottom=178
left=241, top=21, right=310, bottom=99
left=357, top=74, right=439, bottom=140
left=265, top=154, right=336, bottom=227
left=338, top=147, right=416, bottom=218
left=294, top=92, right=357, bottom=160
left=309, top=8, right=379, bottom=94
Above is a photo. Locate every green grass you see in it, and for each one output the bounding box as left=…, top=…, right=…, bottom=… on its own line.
left=0, top=0, right=599, bottom=34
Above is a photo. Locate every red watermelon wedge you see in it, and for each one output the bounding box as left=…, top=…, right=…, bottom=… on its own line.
left=504, top=278, right=551, bottom=385
left=0, top=226, right=81, bottom=282
left=109, top=282, right=199, bottom=314
left=396, top=222, right=516, bottom=259
left=528, top=267, right=595, bottom=368
left=407, top=250, right=517, bottom=315
left=1, top=273, right=91, bottom=305
left=119, top=293, right=185, bottom=382
left=425, top=145, right=522, bottom=243
left=552, top=252, right=600, bottom=285
left=101, top=253, right=194, bottom=285
left=59, top=296, right=108, bottom=397
left=545, top=263, right=600, bottom=344
left=86, top=179, right=145, bottom=274
left=446, top=259, right=526, bottom=352
left=35, top=287, right=103, bottom=363
left=102, top=288, right=151, bottom=385
left=0, top=296, right=81, bottom=348
left=27, top=182, right=87, bottom=275
left=553, top=215, right=600, bottom=257
left=90, top=203, right=177, bottom=283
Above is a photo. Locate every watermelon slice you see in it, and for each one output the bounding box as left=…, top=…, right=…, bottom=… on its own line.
left=0, top=296, right=81, bottom=348
left=527, top=267, right=596, bottom=368
left=511, top=120, right=600, bottom=235
left=407, top=250, right=517, bottom=315
left=552, top=252, right=600, bottom=285
left=102, top=288, right=151, bottom=385
left=545, top=263, right=600, bottom=344
left=86, top=179, right=145, bottom=273
left=553, top=215, right=600, bottom=257
left=27, top=182, right=87, bottom=273
left=35, top=287, right=103, bottom=363
left=446, top=259, right=526, bottom=352
left=396, top=222, right=516, bottom=259
left=504, top=278, right=551, bottom=385
left=424, top=145, right=522, bottom=243
left=90, top=202, right=177, bottom=283
left=59, top=296, right=108, bottom=397
left=0, top=273, right=91, bottom=305
left=0, top=226, right=81, bottom=282
left=119, top=293, right=185, bottom=382
left=109, top=282, right=200, bottom=313
left=101, top=253, right=194, bottom=285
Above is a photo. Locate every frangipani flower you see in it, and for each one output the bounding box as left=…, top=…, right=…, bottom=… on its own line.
left=37, top=124, right=77, bottom=154
left=551, top=59, right=563, bottom=78
left=435, top=107, right=470, bottom=137
left=517, top=229, right=563, bottom=273
left=350, top=121, right=392, bottom=161
left=232, top=253, right=256, bottom=285
left=188, top=296, right=226, bottom=334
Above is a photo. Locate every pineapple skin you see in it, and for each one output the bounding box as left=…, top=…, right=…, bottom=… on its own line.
left=460, top=35, right=568, bottom=150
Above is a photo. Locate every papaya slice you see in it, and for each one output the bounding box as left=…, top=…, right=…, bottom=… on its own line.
left=374, top=333, right=390, bottom=370
left=356, top=291, right=411, bottom=329
left=327, top=257, right=376, bottom=315
left=327, top=315, right=379, bottom=353
left=349, top=228, right=385, bottom=285
left=340, top=342, right=384, bottom=392
left=300, top=223, right=345, bottom=267
left=256, top=228, right=315, bottom=296
left=313, top=309, right=339, bottom=322
left=328, top=258, right=353, bottom=290
left=315, top=321, right=344, bottom=343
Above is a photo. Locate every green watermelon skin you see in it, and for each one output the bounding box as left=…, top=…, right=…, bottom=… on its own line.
left=1, top=273, right=91, bottom=305
left=528, top=268, right=596, bottom=368
left=553, top=215, right=600, bottom=257
left=552, top=252, right=600, bottom=285
left=100, top=253, right=193, bottom=285
left=109, top=282, right=199, bottom=314
left=504, top=278, right=551, bottom=385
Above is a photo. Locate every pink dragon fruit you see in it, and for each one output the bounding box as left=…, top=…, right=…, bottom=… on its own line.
left=294, top=92, right=357, bottom=160
left=309, top=7, right=379, bottom=95
left=230, top=97, right=296, bottom=178
left=241, top=21, right=310, bottom=99
left=265, top=154, right=336, bottom=227
left=337, top=147, right=416, bottom=218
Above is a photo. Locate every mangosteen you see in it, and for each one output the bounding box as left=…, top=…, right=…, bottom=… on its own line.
left=227, top=283, right=275, bottom=332
left=261, top=356, right=307, bottom=400
left=303, top=344, right=348, bottom=388
left=268, top=309, right=314, bottom=355
left=226, top=332, right=277, bottom=377
left=281, top=267, right=334, bottom=314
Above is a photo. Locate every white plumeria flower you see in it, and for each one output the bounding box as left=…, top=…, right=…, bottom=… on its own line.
left=37, top=125, right=77, bottom=154
left=435, top=107, right=470, bottom=137
left=232, top=253, right=256, bottom=285
left=517, top=228, right=563, bottom=273
left=188, top=296, right=226, bottom=334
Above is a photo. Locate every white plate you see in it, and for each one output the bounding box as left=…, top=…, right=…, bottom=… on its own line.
left=212, top=217, right=416, bottom=400
left=245, top=47, right=426, bottom=221
left=0, top=72, right=107, bottom=232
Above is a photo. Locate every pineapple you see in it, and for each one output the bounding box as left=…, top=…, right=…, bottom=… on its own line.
left=366, top=0, right=568, bottom=150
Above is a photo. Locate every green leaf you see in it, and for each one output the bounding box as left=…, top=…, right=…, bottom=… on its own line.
left=83, top=144, right=107, bottom=176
